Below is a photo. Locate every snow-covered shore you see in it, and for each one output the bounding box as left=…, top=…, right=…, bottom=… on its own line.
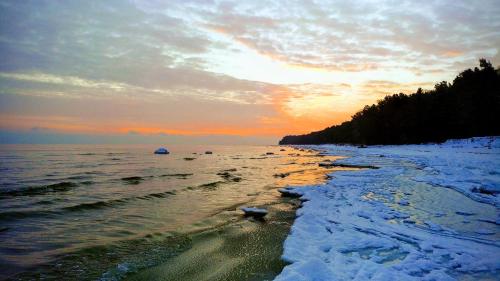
left=276, top=137, right=500, bottom=280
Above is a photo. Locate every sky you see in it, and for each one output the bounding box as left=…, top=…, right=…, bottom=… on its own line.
left=0, top=0, right=499, bottom=144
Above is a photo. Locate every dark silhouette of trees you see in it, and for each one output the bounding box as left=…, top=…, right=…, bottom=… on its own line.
left=279, top=59, right=500, bottom=145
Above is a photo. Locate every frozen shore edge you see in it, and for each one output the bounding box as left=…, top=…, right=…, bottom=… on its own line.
left=275, top=137, right=500, bottom=280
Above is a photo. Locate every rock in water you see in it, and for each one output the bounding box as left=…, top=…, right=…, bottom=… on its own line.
left=154, top=147, right=169, bottom=154
left=241, top=207, right=268, bottom=218
left=278, top=188, right=303, bottom=198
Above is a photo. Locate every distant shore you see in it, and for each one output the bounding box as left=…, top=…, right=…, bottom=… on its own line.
left=280, top=60, right=500, bottom=146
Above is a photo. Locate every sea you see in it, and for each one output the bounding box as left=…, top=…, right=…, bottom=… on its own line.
left=0, top=144, right=342, bottom=280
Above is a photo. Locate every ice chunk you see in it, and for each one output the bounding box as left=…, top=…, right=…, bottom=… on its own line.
left=474, top=229, right=495, bottom=235
left=278, top=187, right=303, bottom=198
left=357, top=210, right=371, bottom=219
left=154, top=147, right=169, bottom=154
left=398, top=199, right=410, bottom=206
left=455, top=211, right=475, bottom=216
left=241, top=207, right=268, bottom=218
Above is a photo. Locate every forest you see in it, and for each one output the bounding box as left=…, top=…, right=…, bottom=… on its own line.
left=279, top=59, right=500, bottom=145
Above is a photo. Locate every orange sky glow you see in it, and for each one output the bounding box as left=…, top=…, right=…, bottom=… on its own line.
left=0, top=1, right=499, bottom=143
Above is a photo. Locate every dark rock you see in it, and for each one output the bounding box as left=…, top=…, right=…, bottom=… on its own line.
left=278, top=188, right=303, bottom=198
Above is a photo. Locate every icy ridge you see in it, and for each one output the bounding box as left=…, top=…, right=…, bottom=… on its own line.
left=275, top=137, right=500, bottom=281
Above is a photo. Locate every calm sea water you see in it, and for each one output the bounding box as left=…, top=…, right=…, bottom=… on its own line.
left=0, top=144, right=339, bottom=280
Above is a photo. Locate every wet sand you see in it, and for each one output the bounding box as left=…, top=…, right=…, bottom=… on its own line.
left=126, top=196, right=298, bottom=281
left=125, top=151, right=341, bottom=281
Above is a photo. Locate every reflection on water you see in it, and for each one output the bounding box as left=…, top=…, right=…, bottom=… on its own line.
left=0, top=144, right=342, bottom=280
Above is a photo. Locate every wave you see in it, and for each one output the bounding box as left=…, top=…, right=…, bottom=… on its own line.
left=159, top=173, right=193, bottom=179
left=112, top=173, right=195, bottom=185
left=11, top=231, right=191, bottom=281
left=85, top=171, right=107, bottom=175
left=121, top=176, right=145, bottom=184
left=62, top=191, right=176, bottom=212
left=197, top=181, right=225, bottom=190
left=0, top=209, right=56, bottom=221
left=63, top=199, right=128, bottom=212
left=67, top=175, right=92, bottom=180
left=80, top=181, right=94, bottom=185
left=137, top=191, right=176, bottom=200
left=0, top=190, right=175, bottom=221
left=119, top=173, right=193, bottom=184
left=0, top=182, right=78, bottom=198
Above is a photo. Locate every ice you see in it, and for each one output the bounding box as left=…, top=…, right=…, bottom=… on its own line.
left=398, top=199, right=410, bottom=206
left=455, top=211, right=475, bottom=216
left=153, top=147, right=169, bottom=154
left=275, top=137, right=500, bottom=280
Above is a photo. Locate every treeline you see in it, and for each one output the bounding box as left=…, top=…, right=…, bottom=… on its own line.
left=279, top=59, right=500, bottom=145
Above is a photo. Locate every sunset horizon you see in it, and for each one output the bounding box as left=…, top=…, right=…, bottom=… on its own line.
left=1, top=1, right=499, bottom=144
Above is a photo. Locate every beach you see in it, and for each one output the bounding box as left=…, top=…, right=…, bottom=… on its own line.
left=1, top=139, right=499, bottom=280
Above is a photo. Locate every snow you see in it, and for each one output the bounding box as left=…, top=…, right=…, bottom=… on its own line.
left=275, top=137, right=500, bottom=281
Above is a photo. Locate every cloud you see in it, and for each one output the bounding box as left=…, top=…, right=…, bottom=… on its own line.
left=0, top=0, right=498, bottom=142
left=196, top=0, right=500, bottom=73
left=0, top=72, right=130, bottom=91
left=0, top=70, right=273, bottom=105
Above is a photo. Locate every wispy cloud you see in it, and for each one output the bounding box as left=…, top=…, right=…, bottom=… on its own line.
left=0, top=72, right=129, bottom=91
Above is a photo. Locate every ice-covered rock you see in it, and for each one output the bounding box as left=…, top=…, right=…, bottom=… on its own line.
left=154, top=147, right=169, bottom=154
left=278, top=187, right=304, bottom=198
left=241, top=207, right=268, bottom=218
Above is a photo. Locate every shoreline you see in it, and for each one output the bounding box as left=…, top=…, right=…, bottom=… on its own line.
left=124, top=147, right=339, bottom=281
left=125, top=195, right=300, bottom=281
